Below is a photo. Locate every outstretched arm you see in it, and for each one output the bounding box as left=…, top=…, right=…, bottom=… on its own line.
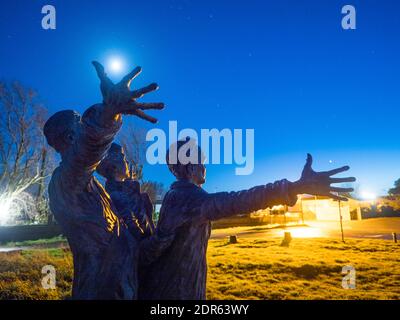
left=63, top=62, right=164, bottom=188
left=201, top=154, right=355, bottom=221
left=201, top=179, right=297, bottom=221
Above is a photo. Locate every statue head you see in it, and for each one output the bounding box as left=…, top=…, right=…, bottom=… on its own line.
left=96, top=143, right=130, bottom=182
left=43, top=110, right=82, bottom=154
left=166, top=137, right=206, bottom=187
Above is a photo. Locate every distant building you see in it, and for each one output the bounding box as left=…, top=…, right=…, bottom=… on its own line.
left=253, top=195, right=362, bottom=222
left=298, top=195, right=362, bottom=221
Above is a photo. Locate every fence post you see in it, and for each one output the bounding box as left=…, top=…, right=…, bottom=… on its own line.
left=280, top=231, right=292, bottom=247
left=229, top=235, right=238, bottom=244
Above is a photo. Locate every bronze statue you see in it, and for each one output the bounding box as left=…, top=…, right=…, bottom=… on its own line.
left=96, top=143, right=155, bottom=236
left=43, top=60, right=356, bottom=300
left=43, top=61, right=170, bottom=299
left=96, top=142, right=192, bottom=299
left=140, top=139, right=356, bottom=300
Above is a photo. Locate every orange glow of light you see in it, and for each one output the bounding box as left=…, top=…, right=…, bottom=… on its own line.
left=283, top=227, right=325, bottom=238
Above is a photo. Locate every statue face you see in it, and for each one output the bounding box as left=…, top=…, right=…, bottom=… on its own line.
left=110, top=153, right=129, bottom=181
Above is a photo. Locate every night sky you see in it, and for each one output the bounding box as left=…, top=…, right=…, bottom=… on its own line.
left=1, top=0, right=399, bottom=196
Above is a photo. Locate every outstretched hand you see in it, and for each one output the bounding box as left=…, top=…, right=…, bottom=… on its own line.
left=291, top=154, right=356, bottom=201
left=92, top=61, right=164, bottom=123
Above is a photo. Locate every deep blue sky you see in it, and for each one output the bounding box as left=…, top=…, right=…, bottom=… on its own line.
left=1, top=0, right=399, bottom=196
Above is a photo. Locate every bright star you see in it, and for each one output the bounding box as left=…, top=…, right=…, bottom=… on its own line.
left=107, top=56, right=125, bottom=74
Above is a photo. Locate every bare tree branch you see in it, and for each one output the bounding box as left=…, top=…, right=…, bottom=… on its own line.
left=0, top=81, right=56, bottom=224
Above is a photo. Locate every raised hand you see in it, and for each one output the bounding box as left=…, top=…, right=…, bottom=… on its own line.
left=92, top=61, right=164, bottom=123
left=291, top=154, right=356, bottom=201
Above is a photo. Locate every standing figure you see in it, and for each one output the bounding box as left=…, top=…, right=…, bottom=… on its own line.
left=43, top=61, right=171, bottom=299
left=140, top=138, right=356, bottom=300
left=96, top=143, right=155, bottom=236
left=96, top=142, right=181, bottom=299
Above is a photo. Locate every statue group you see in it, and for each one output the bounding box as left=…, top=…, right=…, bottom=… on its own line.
left=43, top=62, right=356, bottom=300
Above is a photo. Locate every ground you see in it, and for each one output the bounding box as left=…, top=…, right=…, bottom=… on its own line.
left=0, top=218, right=399, bottom=300
left=206, top=237, right=400, bottom=300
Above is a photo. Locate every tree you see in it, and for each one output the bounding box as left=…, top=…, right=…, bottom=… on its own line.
left=117, top=123, right=147, bottom=181
left=388, top=179, right=400, bottom=196
left=141, top=180, right=166, bottom=204
left=0, top=81, right=55, bottom=225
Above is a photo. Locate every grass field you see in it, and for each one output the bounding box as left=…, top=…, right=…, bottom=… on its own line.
left=207, top=237, right=400, bottom=299
left=0, top=234, right=399, bottom=300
